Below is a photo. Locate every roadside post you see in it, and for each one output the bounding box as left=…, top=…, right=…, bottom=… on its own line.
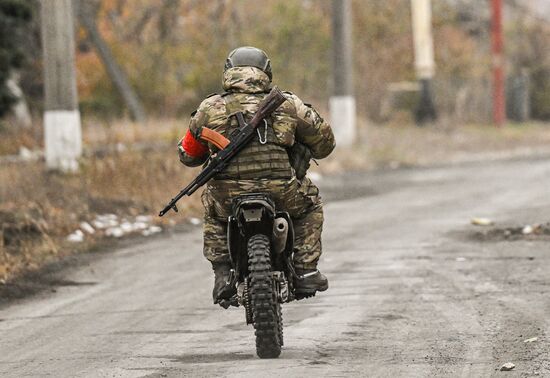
left=41, top=0, right=82, bottom=172
left=330, top=0, right=356, bottom=147
left=411, top=0, right=437, bottom=124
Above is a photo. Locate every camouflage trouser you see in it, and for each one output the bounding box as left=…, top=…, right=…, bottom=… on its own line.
left=201, top=176, right=323, bottom=270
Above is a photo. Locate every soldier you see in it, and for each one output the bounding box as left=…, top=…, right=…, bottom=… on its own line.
left=178, top=46, right=335, bottom=305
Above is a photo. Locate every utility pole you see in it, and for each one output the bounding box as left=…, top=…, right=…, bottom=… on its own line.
left=411, top=0, right=437, bottom=124
left=41, top=0, right=82, bottom=172
left=331, top=0, right=356, bottom=147
left=491, top=0, right=505, bottom=127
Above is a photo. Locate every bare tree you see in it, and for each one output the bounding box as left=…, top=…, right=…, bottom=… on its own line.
left=77, top=0, right=146, bottom=122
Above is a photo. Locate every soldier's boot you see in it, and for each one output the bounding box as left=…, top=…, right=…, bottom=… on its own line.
left=212, top=263, right=237, bottom=308
left=294, top=268, right=328, bottom=299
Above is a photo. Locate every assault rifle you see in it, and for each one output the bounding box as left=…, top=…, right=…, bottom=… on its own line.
left=159, top=86, right=287, bottom=217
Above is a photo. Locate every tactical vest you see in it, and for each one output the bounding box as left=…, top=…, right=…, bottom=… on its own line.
left=213, top=92, right=293, bottom=181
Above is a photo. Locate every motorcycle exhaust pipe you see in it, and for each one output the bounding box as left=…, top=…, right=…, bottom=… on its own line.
left=272, top=217, right=288, bottom=254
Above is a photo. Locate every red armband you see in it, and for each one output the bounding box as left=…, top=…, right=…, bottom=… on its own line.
left=182, top=130, right=208, bottom=158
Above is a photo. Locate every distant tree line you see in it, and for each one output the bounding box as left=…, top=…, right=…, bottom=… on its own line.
left=1, top=0, right=550, bottom=123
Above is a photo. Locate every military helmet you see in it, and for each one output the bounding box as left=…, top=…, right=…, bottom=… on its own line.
left=224, top=46, right=272, bottom=80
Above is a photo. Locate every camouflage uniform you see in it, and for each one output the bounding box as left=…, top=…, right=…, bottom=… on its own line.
left=180, top=66, right=335, bottom=270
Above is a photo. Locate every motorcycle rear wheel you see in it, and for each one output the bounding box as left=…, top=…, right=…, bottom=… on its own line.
left=247, top=234, right=282, bottom=358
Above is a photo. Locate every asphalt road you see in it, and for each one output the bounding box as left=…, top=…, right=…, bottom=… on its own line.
left=1, top=158, right=549, bottom=377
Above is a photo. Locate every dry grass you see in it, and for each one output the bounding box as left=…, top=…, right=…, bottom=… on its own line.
left=318, top=119, right=550, bottom=173
left=82, top=118, right=184, bottom=146
left=0, top=123, right=40, bottom=156
left=2, top=117, right=550, bottom=283
left=0, top=147, right=202, bottom=282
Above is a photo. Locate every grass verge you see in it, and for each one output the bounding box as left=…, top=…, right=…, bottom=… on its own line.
left=0, top=148, right=202, bottom=285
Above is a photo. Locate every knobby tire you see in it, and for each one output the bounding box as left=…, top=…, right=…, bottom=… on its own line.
left=247, top=234, right=282, bottom=358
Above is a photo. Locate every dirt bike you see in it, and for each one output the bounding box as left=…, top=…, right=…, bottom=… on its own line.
left=159, top=88, right=305, bottom=358
left=218, top=192, right=307, bottom=359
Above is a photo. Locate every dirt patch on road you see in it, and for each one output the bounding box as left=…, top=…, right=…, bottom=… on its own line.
left=451, top=223, right=550, bottom=243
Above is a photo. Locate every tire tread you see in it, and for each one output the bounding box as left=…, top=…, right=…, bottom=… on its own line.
left=248, top=234, right=282, bottom=358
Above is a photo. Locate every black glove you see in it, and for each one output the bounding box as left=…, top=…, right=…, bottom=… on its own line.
left=288, top=142, right=312, bottom=179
